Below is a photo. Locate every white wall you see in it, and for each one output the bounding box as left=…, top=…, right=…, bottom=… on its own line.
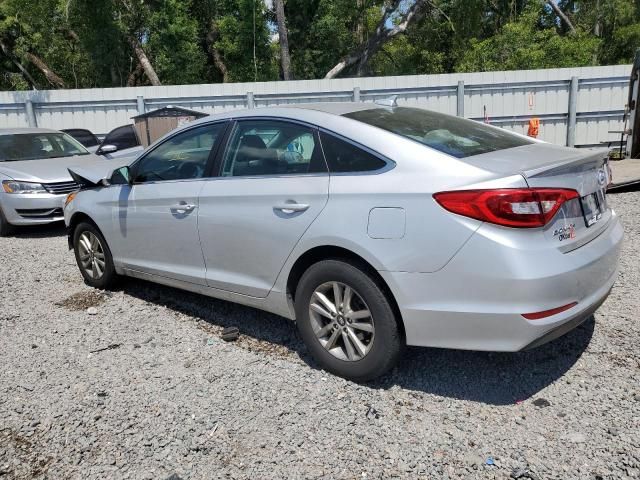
left=0, top=64, right=631, bottom=147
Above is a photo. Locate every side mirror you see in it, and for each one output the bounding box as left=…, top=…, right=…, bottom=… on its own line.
left=98, top=144, right=118, bottom=155
left=108, top=166, right=132, bottom=185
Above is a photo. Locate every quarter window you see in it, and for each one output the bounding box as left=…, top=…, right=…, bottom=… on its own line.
left=319, top=132, right=387, bottom=173
left=221, top=120, right=325, bottom=177
left=132, top=123, right=225, bottom=183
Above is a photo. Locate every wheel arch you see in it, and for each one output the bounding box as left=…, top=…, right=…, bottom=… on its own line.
left=67, top=211, right=103, bottom=249
left=286, top=245, right=405, bottom=340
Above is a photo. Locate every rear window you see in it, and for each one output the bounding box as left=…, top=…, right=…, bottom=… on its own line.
left=103, top=125, right=140, bottom=151
left=63, top=129, right=99, bottom=147
left=343, top=107, right=532, bottom=158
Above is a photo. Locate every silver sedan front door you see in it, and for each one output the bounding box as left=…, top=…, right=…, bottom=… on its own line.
left=110, top=122, right=227, bottom=285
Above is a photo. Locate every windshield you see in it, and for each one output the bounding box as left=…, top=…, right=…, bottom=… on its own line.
left=0, top=133, right=90, bottom=162
left=343, top=107, right=532, bottom=158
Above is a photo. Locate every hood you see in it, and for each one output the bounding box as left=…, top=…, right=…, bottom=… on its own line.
left=68, top=154, right=137, bottom=187
left=0, top=154, right=112, bottom=183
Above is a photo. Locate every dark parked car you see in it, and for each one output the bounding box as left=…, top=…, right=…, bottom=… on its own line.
left=62, top=129, right=100, bottom=152
left=96, top=124, right=143, bottom=159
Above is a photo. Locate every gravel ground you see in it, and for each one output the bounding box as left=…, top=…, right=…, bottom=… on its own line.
left=1, top=190, right=639, bottom=480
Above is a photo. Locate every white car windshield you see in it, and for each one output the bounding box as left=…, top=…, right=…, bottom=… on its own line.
left=0, top=133, right=90, bottom=162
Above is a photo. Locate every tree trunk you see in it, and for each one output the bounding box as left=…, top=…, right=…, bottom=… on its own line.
left=129, top=37, right=161, bottom=86
left=325, top=0, right=429, bottom=79
left=355, top=0, right=365, bottom=44
left=546, top=0, right=576, bottom=34
left=111, top=64, right=120, bottom=86
left=127, top=63, right=143, bottom=86
left=0, top=39, right=39, bottom=89
left=23, top=52, right=66, bottom=88
left=274, top=0, right=293, bottom=80
left=206, top=24, right=230, bottom=83
left=592, top=0, right=601, bottom=64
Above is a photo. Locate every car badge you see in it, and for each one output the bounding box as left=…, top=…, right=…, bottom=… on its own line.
left=597, top=168, right=606, bottom=186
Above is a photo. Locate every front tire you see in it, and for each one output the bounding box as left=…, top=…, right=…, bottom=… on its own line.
left=73, top=222, right=117, bottom=289
left=295, top=259, right=403, bottom=382
left=0, top=207, right=14, bottom=237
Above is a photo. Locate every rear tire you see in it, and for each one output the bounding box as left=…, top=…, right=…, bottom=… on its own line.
left=0, top=207, right=14, bottom=237
left=295, top=259, right=403, bottom=382
left=73, top=222, right=117, bottom=289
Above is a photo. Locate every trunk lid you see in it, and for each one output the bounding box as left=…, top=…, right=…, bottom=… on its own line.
left=465, top=143, right=611, bottom=252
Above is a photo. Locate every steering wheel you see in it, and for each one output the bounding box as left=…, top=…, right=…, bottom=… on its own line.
left=176, top=162, right=204, bottom=179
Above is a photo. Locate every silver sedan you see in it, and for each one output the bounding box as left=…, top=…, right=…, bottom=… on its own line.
left=64, top=103, right=623, bottom=381
left=0, top=128, right=111, bottom=236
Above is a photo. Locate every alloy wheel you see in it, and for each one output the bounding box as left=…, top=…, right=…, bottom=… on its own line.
left=77, top=231, right=106, bottom=279
left=308, top=281, right=375, bottom=361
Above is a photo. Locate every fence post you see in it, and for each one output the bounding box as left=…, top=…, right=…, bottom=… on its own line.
left=136, top=95, right=146, bottom=115
left=24, top=99, right=37, bottom=127
left=353, top=87, right=361, bottom=103
left=567, top=76, right=578, bottom=147
left=456, top=81, right=464, bottom=117
left=246, top=91, right=255, bottom=109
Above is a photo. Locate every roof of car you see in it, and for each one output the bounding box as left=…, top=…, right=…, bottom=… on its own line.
left=185, top=102, right=385, bottom=128
left=282, top=102, right=381, bottom=115
left=0, top=127, right=62, bottom=135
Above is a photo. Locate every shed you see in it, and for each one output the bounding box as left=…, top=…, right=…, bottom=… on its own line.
left=132, top=105, right=208, bottom=147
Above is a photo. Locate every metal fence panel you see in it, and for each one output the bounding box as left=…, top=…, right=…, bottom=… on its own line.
left=0, top=64, right=631, bottom=148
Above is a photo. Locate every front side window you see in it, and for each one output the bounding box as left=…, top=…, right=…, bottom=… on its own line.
left=132, top=123, right=225, bottom=183
left=343, top=107, right=532, bottom=158
left=103, top=125, right=139, bottom=150
left=221, top=120, right=325, bottom=177
left=319, top=132, right=387, bottom=173
left=0, top=133, right=89, bottom=161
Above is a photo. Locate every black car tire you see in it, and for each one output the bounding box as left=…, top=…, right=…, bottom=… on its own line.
left=0, top=207, right=14, bottom=237
left=73, top=221, right=117, bottom=289
left=295, top=259, right=403, bottom=382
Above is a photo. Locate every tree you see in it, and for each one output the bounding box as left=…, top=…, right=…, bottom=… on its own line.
left=274, top=0, right=293, bottom=80
left=191, top=0, right=277, bottom=83
left=0, top=0, right=73, bottom=88
left=324, top=0, right=432, bottom=78
left=457, top=5, right=600, bottom=72
left=1, top=0, right=640, bottom=91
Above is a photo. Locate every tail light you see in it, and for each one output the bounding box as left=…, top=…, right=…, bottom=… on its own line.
left=433, top=188, right=579, bottom=228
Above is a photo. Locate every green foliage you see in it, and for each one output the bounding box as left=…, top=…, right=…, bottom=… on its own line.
left=1, top=0, right=640, bottom=90
left=457, top=6, right=600, bottom=71
left=147, top=0, right=207, bottom=84
left=212, top=0, right=277, bottom=82
left=286, top=0, right=367, bottom=79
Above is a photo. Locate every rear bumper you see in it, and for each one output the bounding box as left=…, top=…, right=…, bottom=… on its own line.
left=0, top=192, right=66, bottom=225
left=381, top=212, right=623, bottom=351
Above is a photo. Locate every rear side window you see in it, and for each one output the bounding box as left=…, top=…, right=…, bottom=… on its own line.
left=343, top=107, right=532, bottom=158
left=221, top=120, right=326, bottom=177
left=103, top=125, right=139, bottom=150
left=319, top=132, right=387, bottom=173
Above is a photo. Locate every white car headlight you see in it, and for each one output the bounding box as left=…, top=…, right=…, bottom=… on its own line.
left=1, top=180, right=47, bottom=194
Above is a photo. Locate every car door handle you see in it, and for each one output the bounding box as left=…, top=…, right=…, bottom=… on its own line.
left=170, top=202, right=196, bottom=214
left=273, top=203, right=310, bottom=214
